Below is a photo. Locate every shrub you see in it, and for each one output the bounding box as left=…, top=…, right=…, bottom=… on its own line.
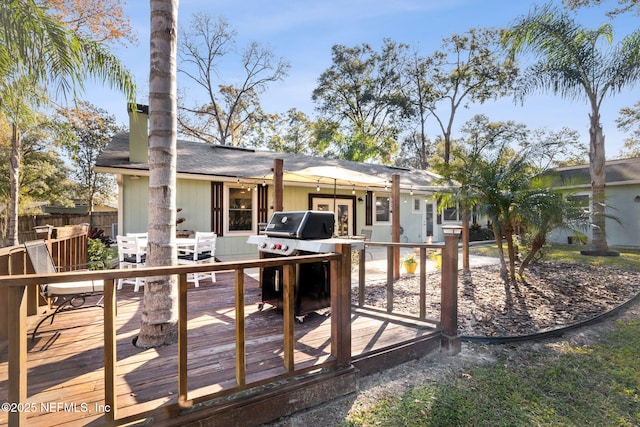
left=88, top=238, right=109, bottom=270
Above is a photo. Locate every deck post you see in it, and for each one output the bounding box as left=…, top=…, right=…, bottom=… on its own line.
left=104, top=279, right=117, bottom=422
left=8, top=284, right=27, bottom=426
left=441, top=226, right=462, bottom=355
left=331, top=243, right=352, bottom=367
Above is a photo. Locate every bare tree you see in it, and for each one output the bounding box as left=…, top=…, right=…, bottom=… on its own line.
left=178, top=13, right=289, bottom=146
left=418, top=28, right=518, bottom=164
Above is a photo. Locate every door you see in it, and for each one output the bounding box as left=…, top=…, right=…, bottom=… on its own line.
left=424, top=200, right=438, bottom=242
left=312, top=197, right=354, bottom=237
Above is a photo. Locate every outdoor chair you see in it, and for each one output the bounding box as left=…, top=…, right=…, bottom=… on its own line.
left=24, top=240, right=105, bottom=341
left=361, top=228, right=374, bottom=260
left=178, top=231, right=217, bottom=287
left=117, top=235, right=146, bottom=291
left=126, top=232, right=148, bottom=238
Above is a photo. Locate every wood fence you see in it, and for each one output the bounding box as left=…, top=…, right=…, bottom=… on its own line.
left=0, top=226, right=89, bottom=341
left=1, top=212, right=117, bottom=247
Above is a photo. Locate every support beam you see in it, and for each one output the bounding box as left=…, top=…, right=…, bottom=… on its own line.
left=391, top=174, right=400, bottom=280
left=441, top=228, right=461, bottom=355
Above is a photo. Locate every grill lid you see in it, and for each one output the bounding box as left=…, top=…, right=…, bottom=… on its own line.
left=263, top=210, right=334, bottom=239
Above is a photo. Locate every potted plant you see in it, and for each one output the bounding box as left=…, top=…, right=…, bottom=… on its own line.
left=403, top=254, right=418, bottom=274
left=429, top=251, right=442, bottom=269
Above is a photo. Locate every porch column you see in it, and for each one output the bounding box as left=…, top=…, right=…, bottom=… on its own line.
left=273, top=159, right=283, bottom=212
left=391, top=174, right=400, bottom=280
left=441, top=225, right=462, bottom=355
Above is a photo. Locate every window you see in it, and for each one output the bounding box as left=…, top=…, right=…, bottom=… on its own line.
left=567, top=193, right=591, bottom=222
left=375, top=195, right=391, bottom=223
left=412, top=197, right=421, bottom=214
left=568, top=194, right=590, bottom=214
left=442, top=205, right=459, bottom=222
left=227, top=186, right=255, bottom=234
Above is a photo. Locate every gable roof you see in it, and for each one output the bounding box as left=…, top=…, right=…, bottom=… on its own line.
left=96, top=132, right=449, bottom=191
left=547, top=157, right=640, bottom=188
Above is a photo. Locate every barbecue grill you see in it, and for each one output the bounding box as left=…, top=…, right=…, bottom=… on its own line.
left=247, top=210, right=364, bottom=321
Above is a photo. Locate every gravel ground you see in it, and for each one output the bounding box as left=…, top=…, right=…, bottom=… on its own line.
left=262, top=261, right=640, bottom=426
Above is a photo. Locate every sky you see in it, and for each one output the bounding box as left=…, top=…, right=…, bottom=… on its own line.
left=84, top=0, right=640, bottom=160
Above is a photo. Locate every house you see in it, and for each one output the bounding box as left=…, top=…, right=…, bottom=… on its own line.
left=95, top=105, right=458, bottom=259
left=547, top=157, right=640, bottom=248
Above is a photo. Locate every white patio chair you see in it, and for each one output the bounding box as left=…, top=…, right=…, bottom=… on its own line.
left=178, top=231, right=217, bottom=287
left=117, top=235, right=146, bottom=291
left=361, top=228, right=374, bottom=260
left=126, top=232, right=148, bottom=238
left=24, top=240, right=104, bottom=341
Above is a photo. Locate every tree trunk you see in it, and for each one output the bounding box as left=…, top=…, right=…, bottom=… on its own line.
left=504, top=223, right=516, bottom=282
left=8, top=123, right=21, bottom=246
left=136, top=0, right=179, bottom=349
left=518, top=233, right=545, bottom=277
left=587, top=109, right=610, bottom=254
left=491, top=221, right=507, bottom=279
left=461, top=200, right=470, bottom=271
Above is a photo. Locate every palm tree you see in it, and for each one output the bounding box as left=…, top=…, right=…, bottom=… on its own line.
left=135, top=0, right=180, bottom=348
left=515, top=183, right=589, bottom=277
left=0, top=0, right=135, bottom=245
left=503, top=4, right=640, bottom=255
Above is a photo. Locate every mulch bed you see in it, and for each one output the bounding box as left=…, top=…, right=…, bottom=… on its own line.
left=354, top=261, right=640, bottom=337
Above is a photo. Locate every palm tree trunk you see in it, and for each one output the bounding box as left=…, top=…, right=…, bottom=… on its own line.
left=136, top=0, right=179, bottom=348
left=461, top=200, right=470, bottom=271
left=587, top=110, right=610, bottom=255
left=491, top=221, right=507, bottom=279
left=518, top=233, right=545, bottom=277
left=504, top=223, right=516, bottom=281
left=8, top=123, right=21, bottom=246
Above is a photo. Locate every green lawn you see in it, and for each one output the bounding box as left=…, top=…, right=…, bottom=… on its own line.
left=342, top=243, right=640, bottom=426
left=470, top=243, right=640, bottom=272
left=345, top=319, right=640, bottom=426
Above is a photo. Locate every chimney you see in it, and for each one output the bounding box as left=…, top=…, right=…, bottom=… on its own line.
left=127, top=103, right=149, bottom=163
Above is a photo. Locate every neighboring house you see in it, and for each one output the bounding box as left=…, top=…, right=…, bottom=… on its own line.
left=95, top=106, right=458, bottom=259
left=547, top=157, right=640, bottom=248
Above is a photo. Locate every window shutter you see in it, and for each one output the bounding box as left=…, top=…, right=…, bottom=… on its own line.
left=258, top=184, right=268, bottom=224
left=211, top=182, right=224, bottom=236
left=365, top=191, right=373, bottom=226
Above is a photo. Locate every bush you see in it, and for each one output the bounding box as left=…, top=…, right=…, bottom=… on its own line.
left=88, top=238, right=109, bottom=270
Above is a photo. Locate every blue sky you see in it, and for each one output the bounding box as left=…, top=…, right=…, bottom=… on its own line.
left=85, top=0, right=640, bottom=159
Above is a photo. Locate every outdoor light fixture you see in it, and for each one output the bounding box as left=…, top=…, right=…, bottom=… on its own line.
left=442, top=224, right=463, bottom=236
left=316, top=181, right=320, bottom=192
left=352, top=185, right=355, bottom=194
left=410, top=186, right=414, bottom=195
left=262, top=179, right=266, bottom=187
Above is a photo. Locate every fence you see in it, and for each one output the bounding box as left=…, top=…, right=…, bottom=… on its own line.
left=1, top=212, right=117, bottom=247
left=0, top=226, right=89, bottom=340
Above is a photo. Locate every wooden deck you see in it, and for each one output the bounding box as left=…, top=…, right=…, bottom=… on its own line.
left=0, top=271, right=441, bottom=426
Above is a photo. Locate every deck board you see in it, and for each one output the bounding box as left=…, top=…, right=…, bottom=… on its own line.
left=0, top=271, right=439, bottom=426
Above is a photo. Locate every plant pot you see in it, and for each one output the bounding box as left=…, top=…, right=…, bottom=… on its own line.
left=430, top=253, right=442, bottom=269
left=404, top=262, right=417, bottom=274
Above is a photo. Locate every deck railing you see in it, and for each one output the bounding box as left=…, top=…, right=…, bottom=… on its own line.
left=0, top=228, right=89, bottom=340
left=356, top=237, right=460, bottom=349
left=1, top=234, right=460, bottom=426
left=0, top=243, right=353, bottom=426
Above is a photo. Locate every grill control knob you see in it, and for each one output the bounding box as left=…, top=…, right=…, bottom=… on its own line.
left=269, top=243, right=276, bottom=250
left=275, top=244, right=282, bottom=250
left=260, top=243, right=267, bottom=249
left=282, top=245, right=289, bottom=251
